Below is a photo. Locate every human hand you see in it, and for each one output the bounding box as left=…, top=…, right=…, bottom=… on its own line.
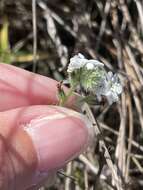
left=0, top=63, right=92, bottom=190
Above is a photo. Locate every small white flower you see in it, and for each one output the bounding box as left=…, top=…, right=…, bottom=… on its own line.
left=105, top=92, right=119, bottom=105
left=95, top=71, right=122, bottom=104
left=86, top=60, right=104, bottom=70
left=94, top=77, right=108, bottom=101
left=67, top=53, right=87, bottom=73
left=67, top=53, right=104, bottom=73
left=106, top=72, right=122, bottom=94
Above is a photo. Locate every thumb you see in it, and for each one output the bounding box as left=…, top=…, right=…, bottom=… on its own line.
left=0, top=105, right=92, bottom=190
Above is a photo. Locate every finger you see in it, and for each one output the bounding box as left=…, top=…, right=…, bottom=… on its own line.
left=0, top=63, right=74, bottom=111
left=0, top=105, right=92, bottom=190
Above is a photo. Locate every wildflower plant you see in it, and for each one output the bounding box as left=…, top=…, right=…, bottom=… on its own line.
left=57, top=54, right=124, bottom=189
left=58, top=53, right=122, bottom=106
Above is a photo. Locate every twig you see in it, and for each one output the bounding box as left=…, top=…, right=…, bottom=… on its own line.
left=95, top=0, right=111, bottom=51
left=132, top=157, right=143, bottom=174
left=81, top=103, right=124, bottom=190
left=115, top=92, right=126, bottom=179
left=134, top=0, right=143, bottom=34
left=38, top=1, right=68, bottom=68
left=65, top=162, right=72, bottom=190
left=99, top=122, right=143, bottom=153
left=79, top=154, right=98, bottom=175
left=119, top=0, right=143, bottom=54
left=125, top=94, right=133, bottom=182
left=58, top=170, right=77, bottom=183
left=125, top=45, right=143, bottom=86
left=84, top=168, right=89, bottom=190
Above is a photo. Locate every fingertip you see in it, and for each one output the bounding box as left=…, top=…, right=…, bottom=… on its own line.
left=24, top=106, right=93, bottom=173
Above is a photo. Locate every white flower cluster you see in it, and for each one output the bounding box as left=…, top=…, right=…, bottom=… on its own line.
left=67, top=53, right=123, bottom=105
left=67, top=53, right=104, bottom=72
left=96, top=72, right=123, bottom=104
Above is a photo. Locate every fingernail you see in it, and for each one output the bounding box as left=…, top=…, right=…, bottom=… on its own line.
left=24, top=106, right=93, bottom=174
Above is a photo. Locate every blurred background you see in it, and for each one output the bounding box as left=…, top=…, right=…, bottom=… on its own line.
left=0, top=0, right=143, bottom=189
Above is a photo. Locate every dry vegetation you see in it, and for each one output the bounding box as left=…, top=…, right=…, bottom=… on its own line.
left=0, top=0, right=143, bottom=189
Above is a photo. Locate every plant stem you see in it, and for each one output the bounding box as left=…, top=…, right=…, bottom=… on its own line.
left=60, top=86, right=75, bottom=106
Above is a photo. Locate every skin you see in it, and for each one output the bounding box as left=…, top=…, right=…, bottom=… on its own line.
left=0, top=63, right=92, bottom=190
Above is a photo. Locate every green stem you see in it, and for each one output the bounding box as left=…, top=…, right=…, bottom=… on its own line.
left=60, top=86, right=75, bottom=106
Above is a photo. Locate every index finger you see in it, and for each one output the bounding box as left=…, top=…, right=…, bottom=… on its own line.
left=0, top=63, right=71, bottom=111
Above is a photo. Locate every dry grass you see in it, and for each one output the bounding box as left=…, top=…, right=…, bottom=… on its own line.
left=1, top=0, right=143, bottom=189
